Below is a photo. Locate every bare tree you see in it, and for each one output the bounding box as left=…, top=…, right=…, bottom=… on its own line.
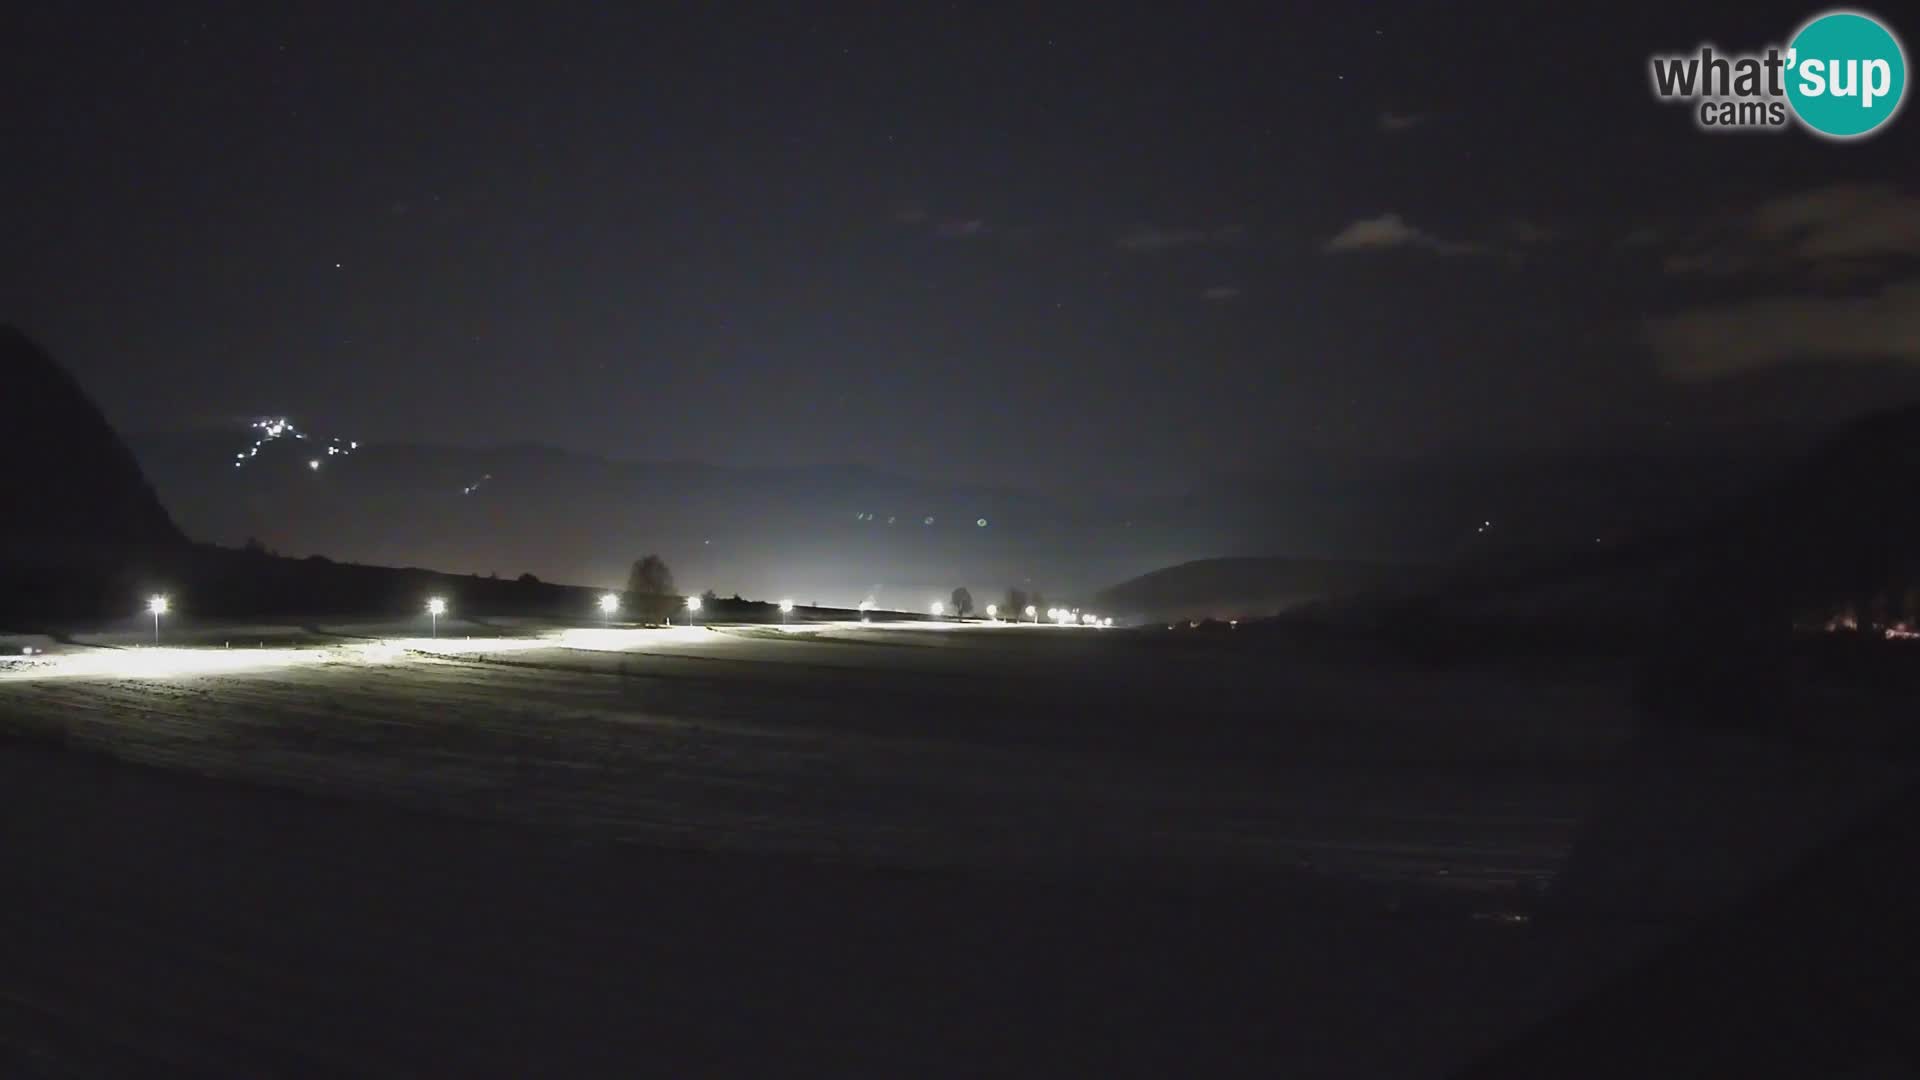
left=627, top=555, right=675, bottom=595
left=625, top=555, right=676, bottom=621
left=951, top=586, right=974, bottom=618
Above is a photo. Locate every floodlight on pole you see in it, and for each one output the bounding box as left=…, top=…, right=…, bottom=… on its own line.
left=427, top=596, right=446, bottom=637
left=148, top=594, right=169, bottom=644
left=985, top=604, right=997, bottom=620
left=599, top=593, right=619, bottom=627
left=779, top=598, right=794, bottom=624
left=686, top=595, right=701, bottom=628
left=1025, top=604, right=1037, bottom=623
left=930, top=600, right=945, bottom=618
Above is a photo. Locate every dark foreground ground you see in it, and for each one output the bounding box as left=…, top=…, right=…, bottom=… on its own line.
left=2, top=623, right=1913, bottom=1075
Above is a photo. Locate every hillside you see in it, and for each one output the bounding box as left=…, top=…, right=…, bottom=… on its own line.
left=0, top=330, right=627, bottom=624
left=0, top=326, right=182, bottom=558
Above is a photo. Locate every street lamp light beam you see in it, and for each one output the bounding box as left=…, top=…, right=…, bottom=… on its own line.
left=147, top=594, right=169, bottom=644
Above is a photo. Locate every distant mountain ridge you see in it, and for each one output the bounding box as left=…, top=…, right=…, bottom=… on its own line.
left=124, top=427, right=1221, bottom=605
left=122, top=422, right=1801, bottom=610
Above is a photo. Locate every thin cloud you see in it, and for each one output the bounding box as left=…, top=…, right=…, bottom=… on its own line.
left=1644, top=277, right=1920, bottom=381
left=934, top=218, right=988, bottom=239
left=1662, top=251, right=1756, bottom=277
left=1501, top=218, right=1554, bottom=250
left=1663, top=184, right=1920, bottom=278
left=1751, top=183, right=1920, bottom=261
left=1618, top=225, right=1662, bottom=249
left=1323, top=213, right=1481, bottom=256
left=1116, top=224, right=1247, bottom=252
left=1377, top=111, right=1423, bottom=133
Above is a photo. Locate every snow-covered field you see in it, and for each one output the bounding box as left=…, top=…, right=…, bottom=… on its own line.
left=2, top=621, right=1910, bottom=1074
left=1, top=622, right=1625, bottom=886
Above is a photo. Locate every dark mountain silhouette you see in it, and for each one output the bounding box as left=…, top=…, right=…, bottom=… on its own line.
left=0, top=325, right=182, bottom=559
left=1629, top=401, right=1920, bottom=726
left=1720, top=401, right=1920, bottom=629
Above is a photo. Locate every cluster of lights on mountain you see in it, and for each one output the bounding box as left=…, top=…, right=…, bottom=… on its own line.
left=853, top=512, right=989, bottom=528
left=233, top=417, right=358, bottom=471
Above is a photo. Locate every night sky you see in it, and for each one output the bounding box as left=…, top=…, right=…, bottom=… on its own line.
left=6, top=2, right=1918, bottom=495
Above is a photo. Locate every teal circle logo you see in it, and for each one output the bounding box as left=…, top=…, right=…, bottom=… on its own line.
left=1786, top=10, right=1907, bottom=138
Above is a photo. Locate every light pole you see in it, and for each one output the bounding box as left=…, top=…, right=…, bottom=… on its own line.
left=599, top=593, right=619, bottom=628
left=427, top=596, right=446, bottom=638
left=985, top=604, right=998, bottom=621
left=1026, top=604, right=1037, bottom=623
left=930, top=600, right=945, bottom=619
left=779, top=598, right=794, bottom=624
left=147, top=594, right=168, bottom=645
left=686, top=595, right=702, bottom=628
left=858, top=598, right=874, bottom=623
